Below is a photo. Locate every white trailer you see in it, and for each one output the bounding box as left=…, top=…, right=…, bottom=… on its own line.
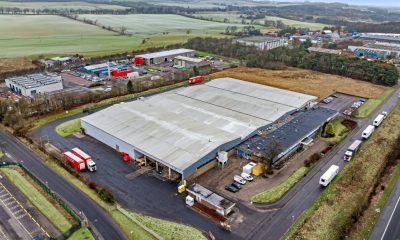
left=362, top=125, right=375, bottom=139
left=373, top=114, right=385, bottom=127
left=344, top=140, right=363, bottom=161
left=319, top=165, right=339, bottom=187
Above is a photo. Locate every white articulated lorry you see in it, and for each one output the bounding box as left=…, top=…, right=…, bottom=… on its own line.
left=344, top=140, right=363, bottom=161
left=362, top=125, right=375, bottom=140
left=319, top=165, right=339, bottom=187
left=373, top=114, right=385, bottom=127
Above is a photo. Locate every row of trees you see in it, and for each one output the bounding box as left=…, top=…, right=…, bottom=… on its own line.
left=185, top=37, right=399, bottom=86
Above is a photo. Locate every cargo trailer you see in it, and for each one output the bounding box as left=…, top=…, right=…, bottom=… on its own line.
left=373, top=114, right=385, bottom=127
left=344, top=140, right=362, bottom=161
left=319, top=165, right=339, bottom=187
left=71, top=147, right=96, bottom=172
left=64, top=151, right=86, bottom=172
left=362, top=125, right=375, bottom=139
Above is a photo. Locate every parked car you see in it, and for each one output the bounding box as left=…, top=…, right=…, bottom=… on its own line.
left=234, top=175, right=246, bottom=185
left=231, top=182, right=242, bottom=190
left=241, top=172, right=254, bottom=181
left=225, top=185, right=239, bottom=193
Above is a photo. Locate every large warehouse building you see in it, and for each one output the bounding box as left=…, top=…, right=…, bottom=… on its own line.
left=81, top=78, right=317, bottom=180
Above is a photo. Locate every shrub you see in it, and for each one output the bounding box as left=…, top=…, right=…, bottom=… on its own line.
left=97, top=188, right=115, bottom=204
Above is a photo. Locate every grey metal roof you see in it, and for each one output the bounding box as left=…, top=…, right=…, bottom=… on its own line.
left=136, top=48, right=195, bottom=59
left=237, top=107, right=338, bottom=162
left=6, top=73, right=61, bottom=89
left=81, top=78, right=316, bottom=174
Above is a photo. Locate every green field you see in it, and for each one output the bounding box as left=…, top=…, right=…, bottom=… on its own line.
left=0, top=14, right=236, bottom=58
left=0, top=1, right=128, bottom=10
left=193, top=12, right=329, bottom=30
left=79, top=14, right=245, bottom=35
left=354, top=88, right=396, bottom=118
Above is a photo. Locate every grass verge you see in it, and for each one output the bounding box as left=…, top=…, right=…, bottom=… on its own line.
left=354, top=88, right=396, bottom=118
left=55, top=119, right=81, bottom=137
left=33, top=108, right=83, bottom=129
left=284, top=103, right=400, bottom=239
left=67, top=227, right=95, bottom=240
left=349, top=163, right=400, bottom=239
left=251, top=166, right=309, bottom=203
left=0, top=167, right=72, bottom=232
left=45, top=161, right=206, bottom=240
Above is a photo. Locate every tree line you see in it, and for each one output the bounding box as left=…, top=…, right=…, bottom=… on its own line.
left=185, top=37, right=399, bottom=86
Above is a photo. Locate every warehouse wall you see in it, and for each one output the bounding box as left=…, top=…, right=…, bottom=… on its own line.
left=81, top=120, right=143, bottom=160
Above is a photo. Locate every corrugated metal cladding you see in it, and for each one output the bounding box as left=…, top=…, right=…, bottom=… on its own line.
left=81, top=78, right=317, bottom=178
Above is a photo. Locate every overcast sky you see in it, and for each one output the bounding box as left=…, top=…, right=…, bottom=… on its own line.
left=271, top=0, right=400, bottom=7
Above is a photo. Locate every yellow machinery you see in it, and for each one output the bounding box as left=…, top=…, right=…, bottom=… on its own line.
left=252, top=163, right=265, bottom=176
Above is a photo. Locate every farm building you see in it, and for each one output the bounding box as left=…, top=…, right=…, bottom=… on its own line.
left=80, top=78, right=317, bottom=180
left=5, top=73, right=63, bottom=97
left=236, top=107, right=338, bottom=163
left=135, top=48, right=195, bottom=65
left=234, top=36, right=285, bottom=50
left=174, top=56, right=210, bottom=69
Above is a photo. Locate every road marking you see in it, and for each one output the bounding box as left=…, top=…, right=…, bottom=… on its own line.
left=381, top=195, right=400, bottom=240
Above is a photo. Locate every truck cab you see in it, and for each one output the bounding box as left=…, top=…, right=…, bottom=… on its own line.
left=86, top=160, right=97, bottom=172
left=344, top=151, right=353, bottom=161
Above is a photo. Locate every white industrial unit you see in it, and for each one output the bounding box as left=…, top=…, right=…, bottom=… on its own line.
left=6, top=73, right=63, bottom=97
left=135, top=48, right=195, bottom=65
left=235, top=37, right=285, bottom=50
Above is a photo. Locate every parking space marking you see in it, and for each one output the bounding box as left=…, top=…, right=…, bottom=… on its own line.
left=0, top=182, right=49, bottom=238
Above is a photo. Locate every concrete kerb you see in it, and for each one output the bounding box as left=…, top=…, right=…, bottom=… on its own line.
left=116, top=204, right=164, bottom=240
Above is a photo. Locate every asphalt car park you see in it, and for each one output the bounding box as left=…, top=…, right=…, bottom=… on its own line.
left=321, top=93, right=363, bottom=113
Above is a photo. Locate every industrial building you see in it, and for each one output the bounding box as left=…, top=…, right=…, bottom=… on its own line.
left=236, top=107, right=338, bottom=163
left=348, top=43, right=400, bottom=58
left=135, top=48, right=195, bottom=65
left=186, top=183, right=235, bottom=217
left=360, top=33, right=400, bottom=44
left=81, top=78, right=317, bottom=180
left=5, top=73, right=63, bottom=97
left=174, top=56, right=210, bottom=69
left=234, top=36, right=285, bottom=50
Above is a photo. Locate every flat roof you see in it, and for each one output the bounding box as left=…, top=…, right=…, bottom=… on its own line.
left=81, top=78, right=316, bottom=174
left=6, top=73, right=61, bottom=89
left=237, top=107, right=337, bottom=162
left=308, top=47, right=341, bottom=55
left=136, top=48, right=194, bottom=59
left=187, top=184, right=235, bottom=210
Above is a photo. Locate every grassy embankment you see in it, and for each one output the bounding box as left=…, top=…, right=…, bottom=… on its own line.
left=55, top=119, right=81, bottom=137
left=354, top=88, right=396, bottom=118
left=251, top=166, right=309, bottom=203
left=284, top=103, right=400, bottom=240
left=45, top=160, right=206, bottom=240
left=0, top=167, right=73, bottom=232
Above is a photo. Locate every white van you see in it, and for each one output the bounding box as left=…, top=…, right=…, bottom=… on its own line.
left=362, top=125, right=375, bottom=139
left=373, top=114, right=385, bottom=127
left=319, top=165, right=339, bottom=187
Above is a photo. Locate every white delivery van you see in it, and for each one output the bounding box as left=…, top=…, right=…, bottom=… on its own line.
left=373, top=114, right=385, bottom=127
left=319, top=165, right=339, bottom=187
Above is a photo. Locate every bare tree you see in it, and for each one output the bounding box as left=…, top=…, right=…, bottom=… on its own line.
left=120, top=26, right=127, bottom=35
left=263, top=140, right=283, bottom=175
